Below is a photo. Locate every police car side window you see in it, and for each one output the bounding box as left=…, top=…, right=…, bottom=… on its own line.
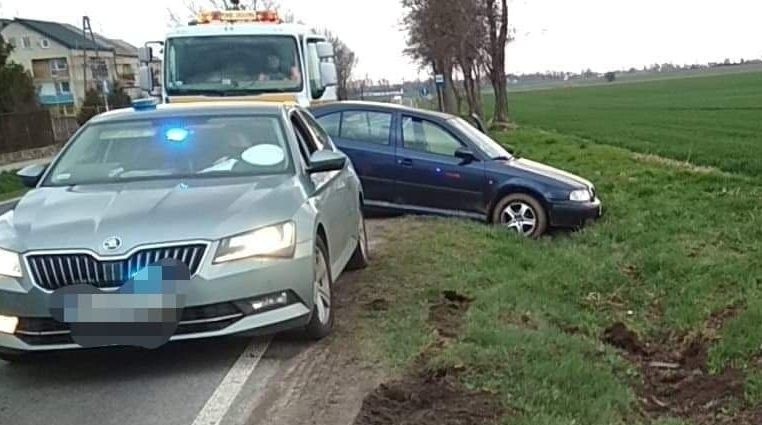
left=290, top=114, right=316, bottom=164
left=298, top=111, right=330, bottom=151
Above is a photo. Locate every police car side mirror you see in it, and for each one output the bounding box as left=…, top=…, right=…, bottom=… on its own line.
left=307, top=150, right=346, bottom=174
left=17, top=163, right=47, bottom=188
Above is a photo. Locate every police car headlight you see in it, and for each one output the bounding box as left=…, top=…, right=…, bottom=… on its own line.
left=569, top=189, right=592, bottom=202
left=214, top=222, right=296, bottom=263
left=0, top=248, right=22, bottom=278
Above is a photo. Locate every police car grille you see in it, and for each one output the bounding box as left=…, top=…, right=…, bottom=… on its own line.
left=26, top=244, right=207, bottom=291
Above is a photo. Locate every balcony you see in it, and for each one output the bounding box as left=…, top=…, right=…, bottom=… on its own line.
left=39, top=93, right=75, bottom=106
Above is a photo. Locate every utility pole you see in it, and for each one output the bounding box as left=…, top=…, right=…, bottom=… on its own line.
left=82, top=16, right=109, bottom=112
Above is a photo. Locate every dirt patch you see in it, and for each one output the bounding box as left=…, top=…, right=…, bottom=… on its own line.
left=601, top=311, right=755, bottom=424
left=354, top=290, right=503, bottom=425
left=247, top=219, right=406, bottom=425
left=428, top=291, right=473, bottom=339
left=603, top=322, right=649, bottom=355
left=631, top=153, right=729, bottom=176
left=354, top=370, right=502, bottom=425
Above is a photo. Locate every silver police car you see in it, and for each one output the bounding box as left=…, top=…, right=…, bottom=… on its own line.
left=0, top=101, right=369, bottom=361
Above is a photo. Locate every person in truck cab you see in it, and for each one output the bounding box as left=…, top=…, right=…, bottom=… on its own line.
left=258, top=54, right=299, bottom=82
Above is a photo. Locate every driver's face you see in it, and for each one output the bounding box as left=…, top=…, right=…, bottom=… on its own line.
left=268, top=56, right=280, bottom=70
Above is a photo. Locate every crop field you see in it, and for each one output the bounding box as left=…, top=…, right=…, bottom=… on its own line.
left=356, top=71, right=762, bottom=425
left=498, top=71, right=762, bottom=176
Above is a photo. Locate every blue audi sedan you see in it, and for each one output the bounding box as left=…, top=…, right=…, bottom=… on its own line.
left=311, top=101, right=601, bottom=237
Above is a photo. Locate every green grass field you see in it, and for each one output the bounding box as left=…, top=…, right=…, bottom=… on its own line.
left=361, top=72, right=762, bottom=424
left=489, top=71, right=762, bottom=177
left=0, top=171, right=26, bottom=202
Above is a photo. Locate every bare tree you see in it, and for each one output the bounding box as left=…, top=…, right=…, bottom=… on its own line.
left=483, top=0, right=512, bottom=124
left=403, top=0, right=488, bottom=117
left=323, top=31, right=358, bottom=100
left=402, top=0, right=461, bottom=113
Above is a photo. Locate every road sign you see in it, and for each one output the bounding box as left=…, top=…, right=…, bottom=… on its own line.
left=434, top=74, right=444, bottom=86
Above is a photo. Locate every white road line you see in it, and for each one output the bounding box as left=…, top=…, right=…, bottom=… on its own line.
left=0, top=197, right=21, bottom=207
left=192, top=338, right=272, bottom=425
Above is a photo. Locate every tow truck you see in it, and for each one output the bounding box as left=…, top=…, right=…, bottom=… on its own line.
left=138, top=8, right=338, bottom=107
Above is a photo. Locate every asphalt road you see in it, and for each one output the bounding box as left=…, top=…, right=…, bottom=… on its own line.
left=0, top=200, right=377, bottom=425
left=0, top=198, right=278, bottom=425
left=0, top=199, right=16, bottom=215
left=0, top=338, right=264, bottom=425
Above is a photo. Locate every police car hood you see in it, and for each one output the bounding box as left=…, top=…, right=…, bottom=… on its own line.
left=0, top=175, right=304, bottom=255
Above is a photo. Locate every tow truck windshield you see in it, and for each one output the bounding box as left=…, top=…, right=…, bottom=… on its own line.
left=165, top=35, right=303, bottom=96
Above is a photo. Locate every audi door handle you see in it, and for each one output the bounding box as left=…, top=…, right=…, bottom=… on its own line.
left=398, top=158, right=413, bottom=168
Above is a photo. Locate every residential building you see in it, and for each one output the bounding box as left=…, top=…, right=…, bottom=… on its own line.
left=0, top=18, right=140, bottom=116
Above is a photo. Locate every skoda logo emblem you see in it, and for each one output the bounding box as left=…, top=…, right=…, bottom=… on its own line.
left=103, top=236, right=122, bottom=251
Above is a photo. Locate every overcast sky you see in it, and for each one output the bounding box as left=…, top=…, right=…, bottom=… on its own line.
left=2, top=0, right=761, bottom=82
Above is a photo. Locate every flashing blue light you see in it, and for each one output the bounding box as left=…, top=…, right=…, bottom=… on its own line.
left=132, top=98, right=159, bottom=111
left=165, top=128, right=190, bottom=143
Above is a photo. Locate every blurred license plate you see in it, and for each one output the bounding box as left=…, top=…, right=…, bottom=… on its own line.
left=59, top=293, right=181, bottom=323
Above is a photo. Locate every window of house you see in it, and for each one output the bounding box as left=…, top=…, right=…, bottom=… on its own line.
left=21, top=37, right=31, bottom=49
left=50, top=58, right=68, bottom=71
left=56, top=81, right=71, bottom=94
left=40, top=38, right=50, bottom=48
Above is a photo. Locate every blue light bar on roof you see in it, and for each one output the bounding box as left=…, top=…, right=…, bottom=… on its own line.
left=133, top=98, right=160, bottom=111
left=165, top=128, right=190, bottom=143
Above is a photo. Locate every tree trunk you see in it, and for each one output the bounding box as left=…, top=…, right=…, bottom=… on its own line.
left=452, top=79, right=463, bottom=115
left=491, top=59, right=508, bottom=123
left=473, top=64, right=484, bottom=119
left=461, top=60, right=475, bottom=117
left=439, top=58, right=458, bottom=114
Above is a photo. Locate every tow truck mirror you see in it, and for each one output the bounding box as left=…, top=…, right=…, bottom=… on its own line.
left=139, top=65, right=154, bottom=93
left=316, top=42, right=334, bottom=59
left=319, top=62, right=338, bottom=87
left=138, top=46, right=153, bottom=63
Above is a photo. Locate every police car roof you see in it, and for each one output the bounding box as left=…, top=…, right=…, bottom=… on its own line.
left=89, top=101, right=291, bottom=124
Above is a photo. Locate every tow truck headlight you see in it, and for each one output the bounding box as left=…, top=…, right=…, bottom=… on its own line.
left=214, top=222, right=296, bottom=263
left=0, top=248, right=22, bottom=278
left=569, top=189, right=592, bottom=202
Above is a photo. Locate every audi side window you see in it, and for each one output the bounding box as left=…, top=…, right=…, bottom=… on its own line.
left=402, top=116, right=462, bottom=156
left=316, top=112, right=341, bottom=139
left=340, top=111, right=392, bottom=145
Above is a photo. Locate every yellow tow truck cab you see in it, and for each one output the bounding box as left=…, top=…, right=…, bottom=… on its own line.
left=138, top=9, right=338, bottom=107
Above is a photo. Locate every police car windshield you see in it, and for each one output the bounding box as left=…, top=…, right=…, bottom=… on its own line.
left=165, top=35, right=303, bottom=96
left=43, top=115, right=294, bottom=187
